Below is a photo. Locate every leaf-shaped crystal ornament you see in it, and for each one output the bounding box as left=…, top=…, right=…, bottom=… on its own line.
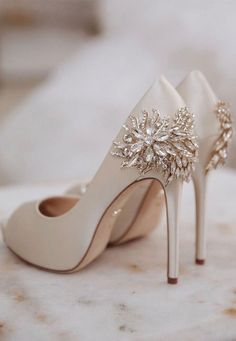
left=111, top=108, right=199, bottom=185
left=205, top=101, right=233, bottom=173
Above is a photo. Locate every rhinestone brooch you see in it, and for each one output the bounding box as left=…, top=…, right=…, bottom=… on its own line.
left=206, top=101, right=233, bottom=173
left=111, top=108, right=199, bottom=185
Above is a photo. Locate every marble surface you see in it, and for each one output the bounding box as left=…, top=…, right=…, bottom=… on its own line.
left=0, top=169, right=236, bottom=340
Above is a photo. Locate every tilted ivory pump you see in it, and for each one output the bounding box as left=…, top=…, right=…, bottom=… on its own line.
left=177, top=70, right=233, bottom=265
left=3, top=77, right=199, bottom=284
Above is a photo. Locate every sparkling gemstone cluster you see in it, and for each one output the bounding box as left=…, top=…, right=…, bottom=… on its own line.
left=206, top=101, right=233, bottom=173
left=111, top=108, right=199, bottom=185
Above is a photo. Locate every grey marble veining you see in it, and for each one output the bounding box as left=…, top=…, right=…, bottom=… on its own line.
left=0, top=169, right=236, bottom=341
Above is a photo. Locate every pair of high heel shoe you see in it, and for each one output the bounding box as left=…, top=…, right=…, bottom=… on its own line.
left=2, top=70, right=233, bottom=284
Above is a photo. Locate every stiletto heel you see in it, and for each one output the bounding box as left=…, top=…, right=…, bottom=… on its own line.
left=177, top=70, right=233, bottom=266
left=3, top=77, right=198, bottom=284
left=165, top=180, right=182, bottom=284
left=192, top=163, right=208, bottom=265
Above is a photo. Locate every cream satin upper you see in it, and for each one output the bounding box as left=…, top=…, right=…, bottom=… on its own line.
left=4, top=77, right=185, bottom=271
left=177, top=70, right=219, bottom=168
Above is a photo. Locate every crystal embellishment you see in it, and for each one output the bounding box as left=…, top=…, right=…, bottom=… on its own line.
left=111, top=108, right=199, bottom=185
left=206, top=101, right=233, bottom=173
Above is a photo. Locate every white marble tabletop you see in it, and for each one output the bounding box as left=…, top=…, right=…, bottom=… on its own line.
left=0, top=169, right=236, bottom=341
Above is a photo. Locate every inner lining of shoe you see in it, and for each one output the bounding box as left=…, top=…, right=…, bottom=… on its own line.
left=38, top=178, right=163, bottom=221
left=39, top=197, right=79, bottom=217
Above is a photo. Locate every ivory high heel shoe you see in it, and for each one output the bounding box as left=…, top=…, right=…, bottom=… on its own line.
left=3, top=77, right=198, bottom=284
left=177, top=70, right=233, bottom=265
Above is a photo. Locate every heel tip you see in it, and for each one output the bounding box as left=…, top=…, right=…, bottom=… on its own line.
left=196, top=259, right=205, bottom=265
left=168, top=277, right=178, bottom=285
